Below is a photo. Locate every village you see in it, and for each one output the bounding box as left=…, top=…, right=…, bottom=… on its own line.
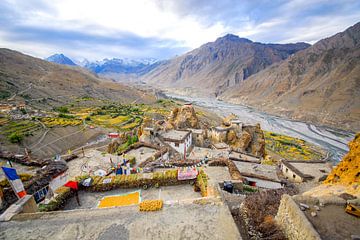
left=0, top=101, right=359, bottom=240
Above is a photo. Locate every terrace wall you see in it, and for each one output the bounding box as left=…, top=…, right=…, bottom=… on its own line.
left=275, top=194, right=321, bottom=240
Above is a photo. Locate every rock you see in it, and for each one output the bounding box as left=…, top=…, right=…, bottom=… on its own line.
left=299, top=203, right=310, bottom=209
left=318, top=174, right=328, bottom=182
left=168, top=105, right=200, bottom=129
left=310, top=211, right=317, bottom=217
left=300, top=206, right=306, bottom=211
left=237, top=131, right=252, bottom=150
left=351, top=235, right=360, bottom=240
left=314, top=205, right=320, bottom=211
left=319, top=202, right=325, bottom=207
left=339, top=193, right=356, bottom=200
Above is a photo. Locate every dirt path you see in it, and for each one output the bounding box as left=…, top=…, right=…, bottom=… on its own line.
left=7, top=83, right=32, bottom=101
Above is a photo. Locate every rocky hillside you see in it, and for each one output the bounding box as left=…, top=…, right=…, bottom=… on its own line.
left=0, top=48, right=154, bottom=108
left=141, top=34, right=309, bottom=96
left=222, top=22, right=360, bottom=131
left=324, top=133, right=360, bottom=186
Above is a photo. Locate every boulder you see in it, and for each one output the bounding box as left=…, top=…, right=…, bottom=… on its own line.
left=168, top=105, right=200, bottom=129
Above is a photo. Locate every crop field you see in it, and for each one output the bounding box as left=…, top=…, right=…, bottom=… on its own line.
left=41, top=117, right=82, bottom=127
left=264, top=131, right=323, bottom=161
left=0, top=119, right=42, bottom=138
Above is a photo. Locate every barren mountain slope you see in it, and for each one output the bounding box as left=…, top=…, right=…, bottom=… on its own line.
left=222, top=22, right=360, bottom=131
left=141, top=35, right=309, bottom=96
left=0, top=48, right=154, bottom=108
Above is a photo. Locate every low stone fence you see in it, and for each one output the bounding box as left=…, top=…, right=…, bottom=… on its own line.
left=38, top=169, right=199, bottom=212
left=208, top=158, right=243, bottom=181
left=275, top=194, right=321, bottom=240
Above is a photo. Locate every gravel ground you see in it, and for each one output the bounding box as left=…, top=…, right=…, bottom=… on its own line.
left=1, top=203, right=241, bottom=240
left=64, top=185, right=201, bottom=210
left=125, top=147, right=157, bottom=166
left=303, top=204, right=360, bottom=240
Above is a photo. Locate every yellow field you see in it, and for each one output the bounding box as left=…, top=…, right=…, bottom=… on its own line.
left=98, top=191, right=140, bottom=208
left=41, top=117, right=82, bottom=127
left=92, top=115, right=130, bottom=126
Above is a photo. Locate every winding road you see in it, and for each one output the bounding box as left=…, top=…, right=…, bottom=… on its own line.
left=165, top=93, right=354, bottom=163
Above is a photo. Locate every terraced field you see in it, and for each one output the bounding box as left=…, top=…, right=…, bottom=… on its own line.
left=264, top=131, right=324, bottom=161
left=0, top=119, right=42, bottom=138
left=41, top=117, right=82, bottom=127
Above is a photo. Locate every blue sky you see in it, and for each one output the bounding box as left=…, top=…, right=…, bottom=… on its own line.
left=0, top=0, right=359, bottom=61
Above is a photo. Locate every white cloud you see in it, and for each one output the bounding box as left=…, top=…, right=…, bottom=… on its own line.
left=0, top=0, right=359, bottom=59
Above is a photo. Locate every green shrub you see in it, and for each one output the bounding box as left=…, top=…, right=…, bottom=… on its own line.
left=55, top=106, right=69, bottom=113
left=58, top=113, right=75, bottom=119
left=8, top=132, right=23, bottom=143
left=0, top=90, right=11, bottom=99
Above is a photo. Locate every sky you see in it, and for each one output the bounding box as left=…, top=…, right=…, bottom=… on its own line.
left=0, top=0, right=359, bottom=61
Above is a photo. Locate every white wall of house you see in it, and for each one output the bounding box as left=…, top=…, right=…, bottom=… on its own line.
left=280, top=164, right=303, bottom=182
left=165, top=133, right=192, bottom=156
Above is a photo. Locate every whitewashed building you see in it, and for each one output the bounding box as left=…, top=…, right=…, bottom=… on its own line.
left=161, top=130, right=192, bottom=156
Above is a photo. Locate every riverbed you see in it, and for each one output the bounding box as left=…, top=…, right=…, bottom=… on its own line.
left=165, top=93, right=354, bottom=163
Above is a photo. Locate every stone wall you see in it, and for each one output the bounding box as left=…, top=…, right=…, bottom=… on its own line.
left=275, top=194, right=321, bottom=240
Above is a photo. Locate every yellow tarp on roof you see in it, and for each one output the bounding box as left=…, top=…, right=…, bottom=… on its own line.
left=98, top=191, right=140, bottom=208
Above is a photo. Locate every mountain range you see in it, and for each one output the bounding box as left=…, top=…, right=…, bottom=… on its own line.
left=0, top=49, right=154, bottom=108
left=139, top=22, right=360, bottom=131
left=221, top=22, right=360, bottom=131
left=45, top=54, right=160, bottom=81
left=140, top=34, right=310, bottom=96
left=6, top=21, right=360, bottom=131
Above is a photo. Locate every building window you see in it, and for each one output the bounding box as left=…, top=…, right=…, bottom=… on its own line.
left=293, top=174, right=296, bottom=179
left=175, top=142, right=179, bottom=147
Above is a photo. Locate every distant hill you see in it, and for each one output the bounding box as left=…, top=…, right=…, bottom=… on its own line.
left=222, top=22, right=360, bottom=131
left=140, top=34, right=310, bottom=96
left=0, top=48, right=154, bottom=108
left=45, top=53, right=77, bottom=66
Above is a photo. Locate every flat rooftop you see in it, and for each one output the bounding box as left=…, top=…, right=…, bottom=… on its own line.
left=290, top=162, right=332, bottom=181
left=161, top=130, right=190, bottom=142
left=1, top=203, right=241, bottom=240
left=187, top=128, right=204, bottom=134
left=234, top=161, right=279, bottom=181
left=213, top=142, right=230, bottom=149
left=213, top=126, right=232, bottom=131
left=229, top=152, right=260, bottom=163
left=188, top=147, right=228, bottom=160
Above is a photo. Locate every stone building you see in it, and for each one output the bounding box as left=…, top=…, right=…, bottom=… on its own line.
left=187, top=128, right=206, bottom=147
left=280, top=160, right=331, bottom=182
left=210, top=126, right=232, bottom=143
left=160, top=130, right=192, bottom=156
